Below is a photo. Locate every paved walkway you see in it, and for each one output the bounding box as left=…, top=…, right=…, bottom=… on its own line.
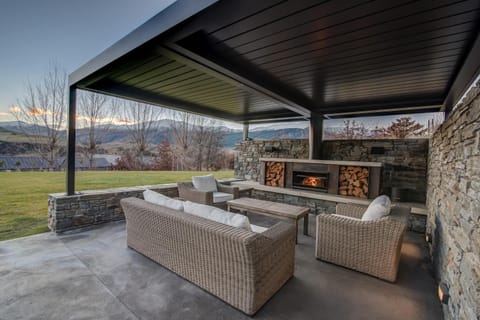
left=0, top=217, right=443, bottom=319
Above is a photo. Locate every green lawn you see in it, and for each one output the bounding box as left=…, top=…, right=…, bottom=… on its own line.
left=0, top=170, right=234, bottom=241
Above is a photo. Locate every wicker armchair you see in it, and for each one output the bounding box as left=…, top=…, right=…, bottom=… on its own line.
left=177, top=181, right=240, bottom=208
left=316, top=203, right=409, bottom=282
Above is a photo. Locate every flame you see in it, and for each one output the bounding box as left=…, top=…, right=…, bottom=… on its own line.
left=302, top=177, right=323, bottom=187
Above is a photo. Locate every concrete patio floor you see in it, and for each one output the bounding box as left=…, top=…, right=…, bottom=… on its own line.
left=0, top=215, right=443, bottom=320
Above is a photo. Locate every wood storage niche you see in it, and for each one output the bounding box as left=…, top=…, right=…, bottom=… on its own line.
left=265, top=162, right=285, bottom=187
left=338, top=166, right=369, bottom=198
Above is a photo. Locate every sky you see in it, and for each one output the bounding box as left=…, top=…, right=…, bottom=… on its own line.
left=0, top=1, right=445, bottom=131
left=0, top=0, right=176, bottom=122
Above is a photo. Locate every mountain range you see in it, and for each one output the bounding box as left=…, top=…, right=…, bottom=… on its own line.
left=0, top=120, right=309, bottom=153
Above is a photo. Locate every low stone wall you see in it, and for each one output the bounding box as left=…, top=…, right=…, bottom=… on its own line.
left=427, top=81, right=480, bottom=319
left=251, top=189, right=426, bottom=233
left=48, top=184, right=178, bottom=233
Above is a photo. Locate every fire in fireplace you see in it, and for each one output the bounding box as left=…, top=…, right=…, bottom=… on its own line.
left=292, top=171, right=329, bottom=192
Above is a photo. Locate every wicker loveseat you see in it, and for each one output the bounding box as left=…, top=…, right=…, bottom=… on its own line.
left=315, top=203, right=409, bottom=282
left=120, top=197, right=296, bottom=315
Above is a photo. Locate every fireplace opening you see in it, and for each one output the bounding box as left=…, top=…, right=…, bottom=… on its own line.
left=292, top=171, right=329, bottom=192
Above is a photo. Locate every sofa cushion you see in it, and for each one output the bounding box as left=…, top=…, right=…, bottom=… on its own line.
left=213, top=192, right=234, bottom=203
left=143, top=189, right=184, bottom=211
left=251, top=224, right=268, bottom=233
left=362, top=195, right=391, bottom=221
left=192, top=174, right=217, bottom=192
left=184, top=201, right=251, bottom=231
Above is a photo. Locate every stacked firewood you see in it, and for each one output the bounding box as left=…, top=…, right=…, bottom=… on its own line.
left=265, top=162, right=285, bottom=187
left=338, top=166, right=369, bottom=198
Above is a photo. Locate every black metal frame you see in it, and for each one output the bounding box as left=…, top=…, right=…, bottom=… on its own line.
left=65, top=0, right=480, bottom=195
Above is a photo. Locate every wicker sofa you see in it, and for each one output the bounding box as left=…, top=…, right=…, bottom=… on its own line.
left=120, top=197, right=296, bottom=315
left=315, top=203, right=409, bottom=282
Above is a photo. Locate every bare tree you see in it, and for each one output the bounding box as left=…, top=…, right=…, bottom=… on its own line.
left=10, top=65, right=67, bottom=169
left=77, top=91, right=109, bottom=168
left=338, top=119, right=367, bottom=139
left=152, top=138, right=174, bottom=170
left=169, top=112, right=226, bottom=171
left=122, top=100, right=164, bottom=169
left=168, top=110, right=193, bottom=170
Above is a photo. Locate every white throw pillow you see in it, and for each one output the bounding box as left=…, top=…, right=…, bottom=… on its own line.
left=251, top=224, right=268, bottom=233
left=183, top=201, right=251, bottom=231
left=362, top=195, right=391, bottom=221
left=192, top=174, right=217, bottom=192
left=143, top=189, right=184, bottom=211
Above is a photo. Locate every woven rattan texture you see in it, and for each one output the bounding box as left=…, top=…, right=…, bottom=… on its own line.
left=121, top=197, right=295, bottom=315
left=316, top=204, right=409, bottom=282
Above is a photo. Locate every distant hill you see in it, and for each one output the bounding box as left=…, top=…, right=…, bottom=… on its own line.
left=0, top=121, right=308, bottom=155
left=223, top=128, right=308, bottom=148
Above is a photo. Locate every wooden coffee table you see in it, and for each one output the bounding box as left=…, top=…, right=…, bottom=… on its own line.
left=227, top=197, right=309, bottom=243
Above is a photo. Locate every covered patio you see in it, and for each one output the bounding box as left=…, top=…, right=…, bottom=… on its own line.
left=1, top=217, right=441, bottom=320
left=4, top=1, right=480, bottom=319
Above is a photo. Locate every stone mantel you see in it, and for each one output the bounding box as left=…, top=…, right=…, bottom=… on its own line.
left=259, top=158, right=383, bottom=167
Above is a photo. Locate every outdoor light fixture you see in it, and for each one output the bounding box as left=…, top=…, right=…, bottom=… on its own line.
left=425, top=232, right=432, bottom=243
left=438, top=283, right=450, bottom=304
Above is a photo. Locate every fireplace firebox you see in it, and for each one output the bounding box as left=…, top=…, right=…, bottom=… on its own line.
left=292, top=171, right=329, bottom=192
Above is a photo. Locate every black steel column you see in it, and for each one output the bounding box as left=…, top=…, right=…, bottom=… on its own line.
left=309, top=113, right=323, bottom=160
left=66, top=86, right=77, bottom=195
left=243, top=123, right=249, bottom=140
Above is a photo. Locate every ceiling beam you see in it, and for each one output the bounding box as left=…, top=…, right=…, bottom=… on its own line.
left=443, top=30, right=480, bottom=112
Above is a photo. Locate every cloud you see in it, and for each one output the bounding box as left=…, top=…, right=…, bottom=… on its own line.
left=9, top=106, right=21, bottom=113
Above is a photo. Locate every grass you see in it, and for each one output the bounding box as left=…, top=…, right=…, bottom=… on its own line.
left=0, top=170, right=234, bottom=241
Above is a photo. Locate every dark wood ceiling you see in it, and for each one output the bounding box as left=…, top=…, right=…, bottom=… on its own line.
left=70, top=0, right=480, bottom=122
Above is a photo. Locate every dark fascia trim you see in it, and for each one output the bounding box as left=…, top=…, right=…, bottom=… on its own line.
left=317, top=95, right=444, bottom=114
left=160, top=44, right=311, bottom=118
left=68, top=0, right=218, bottom=87
left=325, top=105, right=442, bottom=119
left=443, top=30, right=480, bottom=112
left=241, top=116, right=309, bottom=125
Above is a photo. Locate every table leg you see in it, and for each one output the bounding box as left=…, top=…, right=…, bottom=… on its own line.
left=295, top=219, right=298, bottom=244
left=303, top=214, right=309, bottom=236
left=227, top=204, right=231, bottom=212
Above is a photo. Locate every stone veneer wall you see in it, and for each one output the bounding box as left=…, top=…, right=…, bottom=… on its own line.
left=427, top=81, right=480, bottom=319
left=234, top=138, right=428, bottom=232
left=322, top=139, right=429, bottom=203
left=235, top=138, right=428, bottom=203
left=234, top=139, right=309, bottom=181
left=48, top=184, right=178, bottom=232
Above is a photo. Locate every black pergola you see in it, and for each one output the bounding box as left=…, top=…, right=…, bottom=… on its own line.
left=67, top=0, right=480, bottom=194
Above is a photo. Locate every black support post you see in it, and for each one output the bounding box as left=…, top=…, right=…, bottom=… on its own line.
left=243, top=123, right=249, bottom=140
left=66, top=86, right=77, bottom=195
left=309, top=113, right=323, bottom=160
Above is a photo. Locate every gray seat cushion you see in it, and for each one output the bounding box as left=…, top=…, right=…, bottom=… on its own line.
left=213, top=192, right=234, bottom=203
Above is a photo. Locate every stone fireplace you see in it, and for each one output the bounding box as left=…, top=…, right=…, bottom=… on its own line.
left=259, top=158, right=382, bottom=199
